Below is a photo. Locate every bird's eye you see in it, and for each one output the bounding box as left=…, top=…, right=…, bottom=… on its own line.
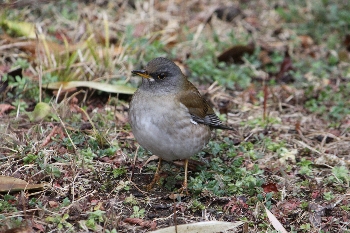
left=157, top=73, right=165, bottom=79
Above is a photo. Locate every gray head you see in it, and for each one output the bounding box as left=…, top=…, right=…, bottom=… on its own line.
left=131, top=57, right=186, bottom=93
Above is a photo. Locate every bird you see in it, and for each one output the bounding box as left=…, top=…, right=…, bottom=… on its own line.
left=129, top=57, right=232, bottom=193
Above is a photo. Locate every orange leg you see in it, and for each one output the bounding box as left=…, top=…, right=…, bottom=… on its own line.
left=146, top=158, right=162, bottom=191
left=179, top=159, right=189, bottom=195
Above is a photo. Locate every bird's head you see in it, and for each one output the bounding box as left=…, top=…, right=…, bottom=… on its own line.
left=132, top=57, right=186, bottom=93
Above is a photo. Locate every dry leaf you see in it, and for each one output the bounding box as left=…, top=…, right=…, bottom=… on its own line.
left=168, top=193, right=185, bottom=200
left=276, top=51, right=294, bottom=83
left=308, top=202, right=324, bottom=228
left=0, top=176, right=44, bottom=192
left=262, top=183, right=279, bottom=193
left=259, top=50, right=272, bottom=65
left=124, top=218, right=157, bottom=230
left=214, top=6, right=241, bottom=22
left=0, top=103, right=15, bottom=116
left=1, top=20, right=36, bottom=38
left=41, top=126, right=66, bottom=147
left=265, top=207, right=288, bottom=233
left=150, top=221, right=244, bottom=233
left=298, top=35, right=314, bottom=48
left=49, top=201, right=59, bottom=208
left=2, top=226, right=34, bottom=233
left=218, top=44, right=255, bottom=64
left=46, top=81, right=136, bottom=95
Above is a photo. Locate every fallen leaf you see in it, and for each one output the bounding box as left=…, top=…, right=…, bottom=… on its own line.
left=265, top=207, right=288, bottom=233
left=0, top=103, right=15, bottom=116
left=309, top=202, right=325, bottom=228
left=168, top=193, right=185, bottom=200
left=218, top=44, right=255, bottom=64
left=115, top=112, right=128, bottom=124
left=223, top=197, right=248, bottom=213
left=46, top=81, right=136, bottom=95
left=32, top=222, right=45, bottom=232
left=150, top=221, right=244, bottom=233
left=295, top=121, right=301, bottom=133
left=28, top=102, right=51, bottom=122
left=2, top=226, right=34, bottom=233
left=124, top=218, right=157, bottom=230
left=0, top=176, right=44, bottom=192
left=276, top=51, right=294, bottom=83
left=133, top=22, right=148, bottom=38
left=259, top=50, right=272, bottom=65
left=53, top=29, right=72, bottom=43
left=53, top=182, right=62, bottom=188
left=298, top=35, right=314, bottom=48
left=1, top=20, right=36, bottom=38
left=41, top=126, right=66, bottom=147
left=279, top=148, right=297, bottom=164
left=275, top=199, right=300, bottom=213
left=124, top=218, right=143, bottom=225
left=315, top=153, right=348, bottom=166
left=262, top=183, right=278, bottom=193
left=214, top=6, right=241, bottom=22
left=48, top=201, right=59, bottom=208
left=245, top=16, right=260, bottom=29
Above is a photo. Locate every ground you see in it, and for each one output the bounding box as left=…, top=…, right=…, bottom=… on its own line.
left=0, top=0, right=350, bottom=232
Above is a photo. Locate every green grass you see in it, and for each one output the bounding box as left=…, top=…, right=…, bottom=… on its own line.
left=276, top=0, right=350, bottom=48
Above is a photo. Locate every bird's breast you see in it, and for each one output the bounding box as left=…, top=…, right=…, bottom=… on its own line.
left=129, top=92, right=211, bottom=160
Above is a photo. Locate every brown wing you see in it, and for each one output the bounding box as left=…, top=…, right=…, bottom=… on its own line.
left=178, top=81, right=232, bottom=130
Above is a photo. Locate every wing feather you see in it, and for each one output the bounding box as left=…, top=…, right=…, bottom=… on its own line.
left=178, top=81, right=232, bottom=130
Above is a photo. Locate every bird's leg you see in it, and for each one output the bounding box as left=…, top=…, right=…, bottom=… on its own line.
left=146, top=158, right=162, bottom=191
left=184, top=159, right=189, bottom=194
left=178, top=159, right=189, bottom=195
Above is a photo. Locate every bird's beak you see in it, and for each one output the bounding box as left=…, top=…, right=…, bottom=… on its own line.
left=132, top=69, right=151, bottom=79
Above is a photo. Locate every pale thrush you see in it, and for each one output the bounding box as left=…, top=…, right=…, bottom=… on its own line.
left=129, top=57, right=232, bottom=193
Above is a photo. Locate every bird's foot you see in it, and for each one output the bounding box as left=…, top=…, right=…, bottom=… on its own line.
left=177, top=181, right=189, bottom=195
left=145, top=158, right=162, bottom=191
left=176, top=159, right=189, bottom=195
left=146, top=173, right=160, bottom=191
